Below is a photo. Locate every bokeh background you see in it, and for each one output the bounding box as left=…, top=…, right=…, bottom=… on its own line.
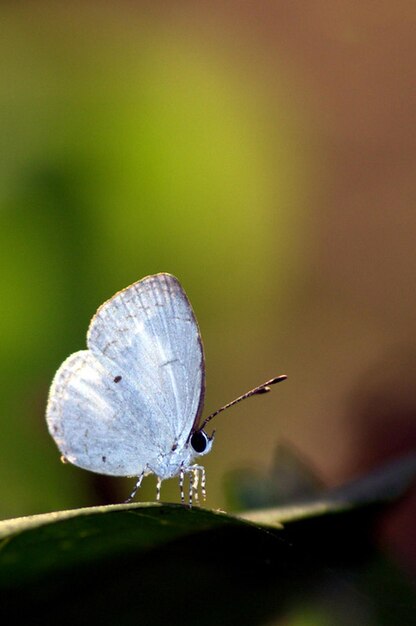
left=1, top=0, right=415, bottom=591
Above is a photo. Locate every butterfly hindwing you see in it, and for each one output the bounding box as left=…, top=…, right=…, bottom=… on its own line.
left=46, top=350, right=159, bottom=476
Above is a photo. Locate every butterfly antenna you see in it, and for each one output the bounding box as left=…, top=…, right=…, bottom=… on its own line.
left=199, top=375, right=287, bottom=430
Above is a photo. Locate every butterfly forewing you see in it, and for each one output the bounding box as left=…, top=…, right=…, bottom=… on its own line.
left=87, top=273, right=205, bottom=444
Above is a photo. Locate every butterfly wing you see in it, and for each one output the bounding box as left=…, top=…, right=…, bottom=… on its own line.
left=47, top=274, right=205, bottom=476
left=46, top=350, right=160, bottom=476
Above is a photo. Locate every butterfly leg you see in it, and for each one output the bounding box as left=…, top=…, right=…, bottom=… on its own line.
left=192, top=468, right=199, bottom=504
left=179, top=464, right=185, bottom=504
left=188, top=465, right=206, bottom=501
left=125, top=468, right=146, bottom=503
left=156, top=476, right=163, bottom=501
left=193, top=465, right=206, bottom=500
left=188, top=472, right=193, bottom=508
left=200, top=466, right=206, bottom=500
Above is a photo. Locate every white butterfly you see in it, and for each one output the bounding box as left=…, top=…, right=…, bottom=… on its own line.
left=46, top=273, right=286, bottom=503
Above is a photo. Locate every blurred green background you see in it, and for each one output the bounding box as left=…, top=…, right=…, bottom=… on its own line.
left=0, top=0, right=415, bottom=587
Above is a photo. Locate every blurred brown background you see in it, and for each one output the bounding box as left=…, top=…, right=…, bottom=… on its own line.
left=0, top=0, right=415, bottom=579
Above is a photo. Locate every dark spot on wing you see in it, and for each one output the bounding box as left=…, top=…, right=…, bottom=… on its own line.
left=102, top=339, right=118, bottom=355
left=161, top=359, right=179, bottom=368
left=114, top=375, right=122, bottom=383
left=171, top=442, right=178, bottom=451
left=102, top=456, right=107, bottom=462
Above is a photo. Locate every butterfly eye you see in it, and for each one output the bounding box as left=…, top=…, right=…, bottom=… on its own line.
left=190, top=430, right=209, bottom=453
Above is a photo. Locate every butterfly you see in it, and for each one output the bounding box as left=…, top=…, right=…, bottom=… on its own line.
left=46, top=273, right=286, bottom=504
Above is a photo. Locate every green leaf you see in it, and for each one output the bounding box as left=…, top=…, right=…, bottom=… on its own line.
left=0, top=453, right=415, bottom=625
left=240, top=451, right=416, bottom=526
